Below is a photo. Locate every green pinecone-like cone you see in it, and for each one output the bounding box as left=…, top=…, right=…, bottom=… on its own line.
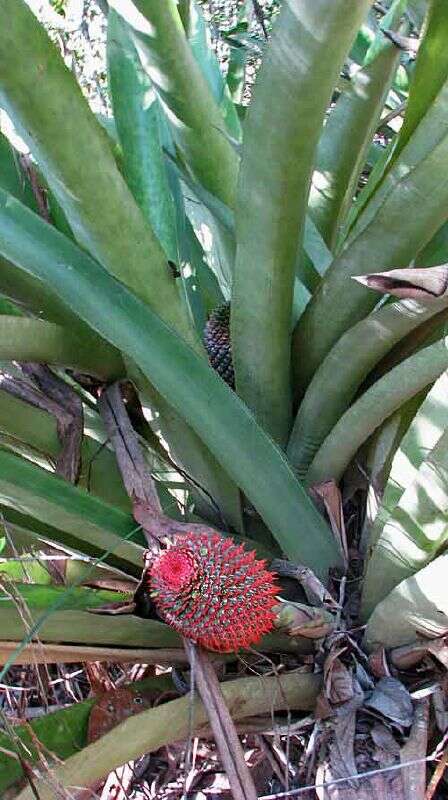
left=203, top=302, right=235, bottom=388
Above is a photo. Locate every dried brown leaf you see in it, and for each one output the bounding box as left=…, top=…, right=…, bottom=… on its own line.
left=324, top=651, right=354, bottom=706
left=354, top=266, right=448, bottom=300
left=365, top=678, right=414, bottom=729
left=369, top=648, right=391, bottom=678
left=309, top=481, right=348, bottom=565
left=274, top=601, right=335, bottom=639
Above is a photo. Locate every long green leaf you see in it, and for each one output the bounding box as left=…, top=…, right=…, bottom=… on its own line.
left=136, top=373, right=244, bottom=533
left=361, top=376, right=448, bottom=617
left=0, top=188, right=341, bottom=578
left=231, top=0, right=373, bottom=444
left=364, top=553, right=448, bottom=650
left=107, top=17, right=221, bottom=333
left=393, top=0, right=448, bottom=161
left=187, top=0, right=241, bottom=141
left=100, top=11, right=243, bottom=530
left=0, top=130, right=37, bottom=210
left=0, top=450, right=145, bottom=575
left=293, top=75, right=448, bottom=394
left=0, top=583, right=129, bottom=611
left=287, top=297, right=448, bottom=477
left=0, top=0, right=195, bottom=346
left=116, top=0, right=239, bottom=208
left=0, top=316, right=122, bottom=378
left=308, top=43, right=401, bottom=250
left=0, top=256, right=115, bottom=345
left=107, top=10, right=178, bottom=261
left=16, top=671, right=321, bottom=800
left=417, top=219, right=448, bottom=267
left=360, top=391, right=427, bottom=536
left=0, top=391, right=131, bottom=511
left=306, top=337, right=448, bottom=487
left=366, top=372, right=448, bottom=555
left=0, top=584, right=178, bottom=648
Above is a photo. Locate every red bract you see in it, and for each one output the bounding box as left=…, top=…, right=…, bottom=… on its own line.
left=148, top=533, right=278, bottom=652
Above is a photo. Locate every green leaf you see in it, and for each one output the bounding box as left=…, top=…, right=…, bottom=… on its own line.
left=308, top=42, right=401, bottom=250
left=107, top=10, right=178, bottom=261
left=393, top=0, right=448, bottom=160
left=0, top=131, right=37, bottom=209
left=187, top=0, right=241, bottom=141
left=361, top=391, right=427, bottom=519
left=181, top=218, right=224, bottom=318
left=303, top=216, right=333, bottom=278
left=417, top=219, right=448, bottom=266
left=0, top=255, right=107, bottom=339
left=120, top=0, right=239, bottom=208
left=168, top=150, right=235, bottom=291
left=0, top=315, right=123, bottom=379
left=287, top=297, right=448, bottom=478
left=293, top=75, right=448, bottom=394
left=0, top=0, right=195, bottom=346
left=231, top=0, right=373, bottom=444
left=361, top=372, right=448, bottom=617
left=362, top=0, right=408, bottom=66
left=306, top=337, right=448, bottom=488
left=0, top=604, right=179, bottom=653
left=136, top=373, right=245, bottom=534
left=364, top=553, right=448, bottom=650
left=0, top=188, right=341, bottom=578
left=407, top=0, right=427, bottom=28
left=367, top=373, right=448, bottom=552
left=0, top=390, right=131, bottom=512
left=0, top=449, right=145, bottom=575
left=97, top=42, right=241, bottom=527
left=0, top=691, right=93, bottom=793
left=0, top=583, right=129, bottom=611
left=226, top=42, right=247, bottom=105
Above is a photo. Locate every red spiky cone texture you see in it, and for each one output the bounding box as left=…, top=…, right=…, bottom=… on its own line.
left=148, top=533, right=278, bottom=652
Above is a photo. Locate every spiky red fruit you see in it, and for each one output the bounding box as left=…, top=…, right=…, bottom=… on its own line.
left=148, top=533, right=278, bottom=652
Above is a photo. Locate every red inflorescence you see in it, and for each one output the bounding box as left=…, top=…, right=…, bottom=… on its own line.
left=147, top=533, right=278, bottom=652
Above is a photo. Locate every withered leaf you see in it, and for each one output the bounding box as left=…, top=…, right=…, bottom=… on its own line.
left=364, top=678, right=414, bottom=729
left=354, top=265, right=448, bottom=300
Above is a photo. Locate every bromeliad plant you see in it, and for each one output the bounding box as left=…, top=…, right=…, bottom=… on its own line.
left=1, top=0, right=448, bottom=794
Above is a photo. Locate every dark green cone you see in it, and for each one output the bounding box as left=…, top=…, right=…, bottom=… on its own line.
left=203, top=302, right=235, bottom=388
